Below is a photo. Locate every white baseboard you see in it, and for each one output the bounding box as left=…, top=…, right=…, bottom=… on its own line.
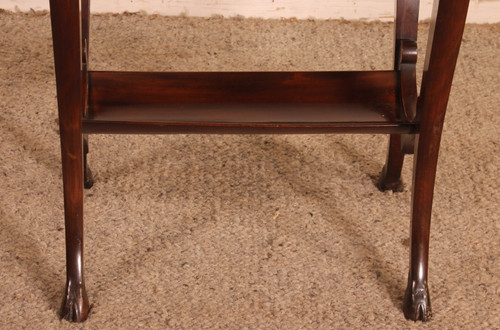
left=1, top=0, right=499, bottom=23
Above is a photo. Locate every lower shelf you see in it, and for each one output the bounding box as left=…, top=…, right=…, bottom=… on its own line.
left=82, top=70, right=416, bottom=134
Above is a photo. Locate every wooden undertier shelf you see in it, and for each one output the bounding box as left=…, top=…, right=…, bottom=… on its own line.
left=83, top=71, right=417, bottom=134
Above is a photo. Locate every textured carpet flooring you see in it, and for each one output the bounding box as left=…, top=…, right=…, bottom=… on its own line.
left=0, top=10, right=499, bottom=329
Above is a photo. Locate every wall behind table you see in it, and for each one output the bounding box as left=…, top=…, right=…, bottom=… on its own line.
left=1, top=0, right=499, bottom=23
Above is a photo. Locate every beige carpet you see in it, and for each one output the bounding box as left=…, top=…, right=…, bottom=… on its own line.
left=0, top=10, right=499, bottom=329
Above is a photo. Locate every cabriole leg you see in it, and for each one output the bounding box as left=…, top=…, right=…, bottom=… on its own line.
left=59, top=112, right=89, bottom=322
left=403, top=0, right=470, bottom=321
left=403, top=135, right=435, bottom=321
left=50, top=0, right=90, bottom=322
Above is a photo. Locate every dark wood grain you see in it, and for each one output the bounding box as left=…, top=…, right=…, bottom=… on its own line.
left=83, top=71, right=413, bottom=134
left=49, top=0, right=470, bottom=323
left=81, top=0, right=94, bottom=189
left=88, top=71, right=399, bottom=106
left=404, top=0, right=470, bottom=321
left=379, top=0, right=419, bottom=192
left=49, top=0, right=89, bottom=322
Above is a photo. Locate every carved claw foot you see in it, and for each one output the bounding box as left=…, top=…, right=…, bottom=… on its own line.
left=403, top=281, right=432, bottom=322
left=60, top=280, right=90, bottom=322
left=378, top=165, right=404, bottom=192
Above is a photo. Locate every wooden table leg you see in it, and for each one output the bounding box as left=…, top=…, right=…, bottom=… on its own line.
left=50, top=0, right=90, bottom=322
left=379, top=134, right=405, bottom=192
left=379, top=0, right=419, bottom=192
left=83, top=135, right=94, bottom=189
left=403, top=0, right=470, bottom=321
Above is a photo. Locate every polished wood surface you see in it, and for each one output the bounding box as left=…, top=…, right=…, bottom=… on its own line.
left=378, top=0, right=420, bottom=192
left=83, top=71, right=414, bottom=134
left=404, top=0, right=470, bottom=321
left=49, top=0, right=89, bottom=322
left=48, top=0, right=470, bottom=322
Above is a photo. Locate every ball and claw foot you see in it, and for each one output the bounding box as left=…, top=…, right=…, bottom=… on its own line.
left=60, top=281, right=90, bottom=322
left=377, top=166, right=404, bottom=192
left=403, top=282, right=432, bottom=322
